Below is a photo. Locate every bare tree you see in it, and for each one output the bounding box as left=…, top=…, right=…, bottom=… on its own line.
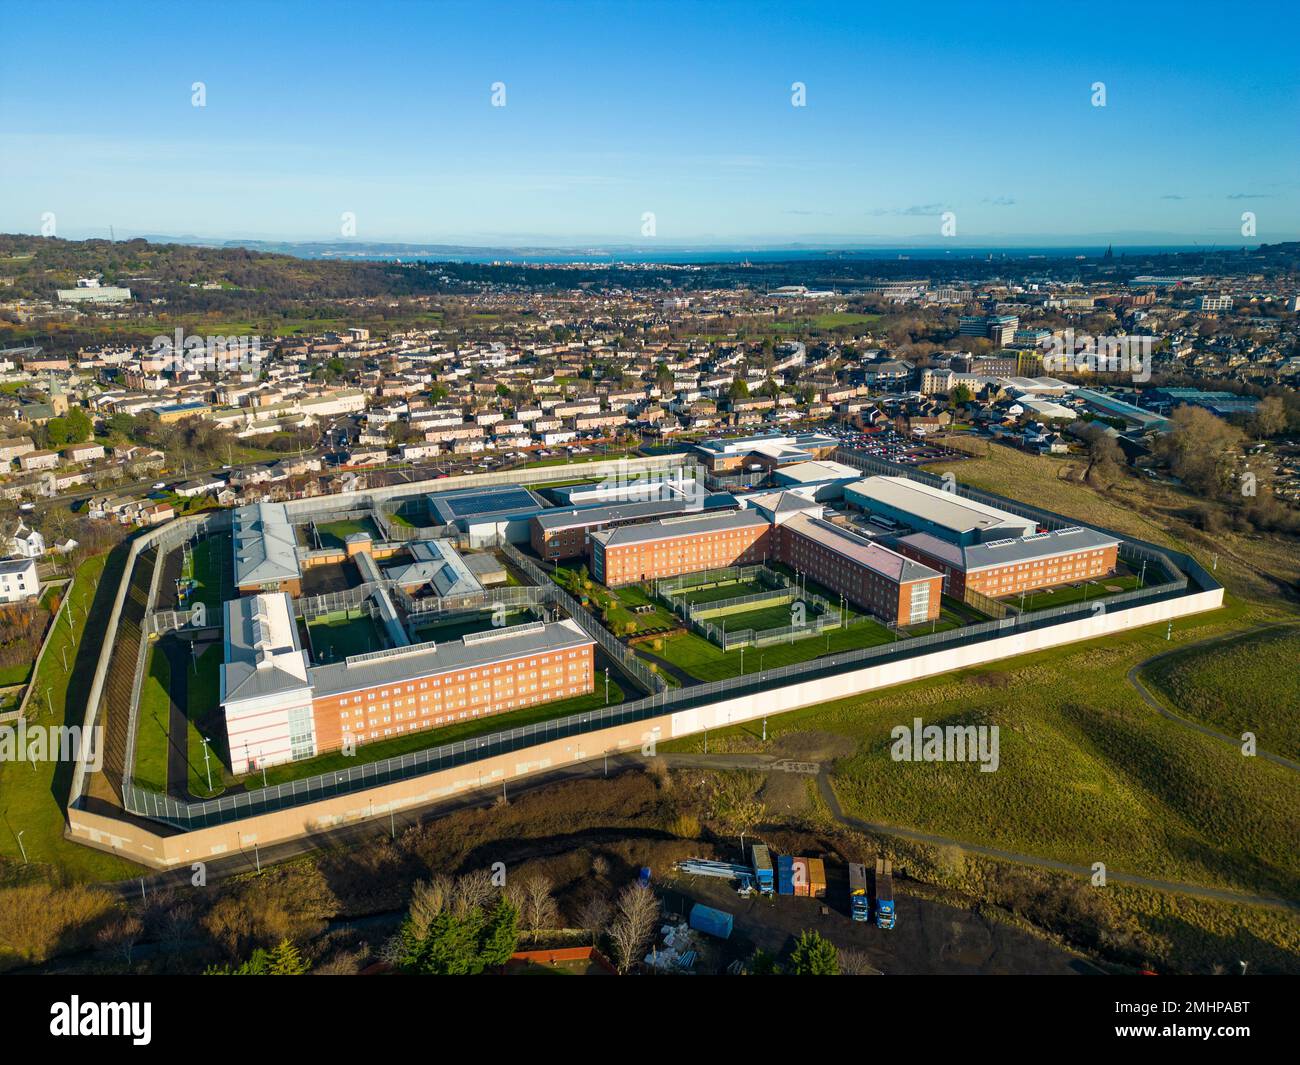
left=837, top=948, right=879, bottom=976
left=408, top=876, right=452, bottom=935
left=522, top=875, right=558, bottom=938
left=577, top=894, right=612, bottom=946
left=451, top=869, right=496, bottom=917
left=608, top=884, right=660, bottom=974
left=97, top=914, right=144, bottom=967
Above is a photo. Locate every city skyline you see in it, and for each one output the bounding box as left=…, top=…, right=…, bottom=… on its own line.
left=2, top=0, right=1298, bottom=247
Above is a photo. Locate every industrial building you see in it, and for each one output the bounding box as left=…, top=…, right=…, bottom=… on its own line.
left=843, top=476, right=1038, bottom=546
left=894, top=526, right=1120, bottom=599
left=220, top=595, right=595, bottom=774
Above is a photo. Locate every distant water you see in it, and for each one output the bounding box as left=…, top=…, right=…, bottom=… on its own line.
left=342, top=245, right=1211, bottom=265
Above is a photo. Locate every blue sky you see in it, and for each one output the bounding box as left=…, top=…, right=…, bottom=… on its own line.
left=2, top=0, right=1297, bottom=247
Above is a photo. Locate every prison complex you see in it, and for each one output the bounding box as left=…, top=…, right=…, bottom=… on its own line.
left=220, top=593, right=595, bottom=774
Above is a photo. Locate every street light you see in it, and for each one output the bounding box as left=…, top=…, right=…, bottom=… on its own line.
left=16, top=830, right=27, bottom=865
left=201, top=736, right=213, bottom=793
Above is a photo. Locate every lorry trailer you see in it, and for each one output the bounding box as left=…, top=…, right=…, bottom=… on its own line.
left=875, top=857, right=896, bottom=930
left=848, top=862, right=870, bottom=921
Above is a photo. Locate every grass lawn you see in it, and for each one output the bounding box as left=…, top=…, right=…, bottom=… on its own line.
left=0, top=551, right=143, bottom=880
left=1140, top=625, right=1300, bottom=758
left=184, top=645, right=226, bottom=798
left=247, top=680, right=625, bottom=788
left=306, top=610, right=386, bottom=662
left=1012, top=574, right=1144, bottom=613
left=677, top=578, right=770, bottom=606
left=663, top=597, right=1300, bottom=900
left=705, top=602, right=803, bottom=634
left=181, top=535, right=226, bottom=608
left=645, top=618, right=898, bottom=681
left=314, top=517, right=381, bottom=549
left=552, top=566, right=675, bottom=635
left=131, top=643, right=172, bottom=793
left=412, top=609, right=532, bottom=643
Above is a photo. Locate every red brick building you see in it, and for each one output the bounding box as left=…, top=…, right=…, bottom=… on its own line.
left=894, top=527, right=1120, bottom=600
left=590, top=510, right=772, bottom=585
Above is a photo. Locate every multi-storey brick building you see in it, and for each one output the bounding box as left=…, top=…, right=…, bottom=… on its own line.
left=894, top=527, right=1120, bottom=600
left=530, top=496, right=733, bottom=561
left=590, top=509, right=773, bottom=586
left=221, top=594, right=595, bottom=774
left=773, top=513, right=943, bottom=626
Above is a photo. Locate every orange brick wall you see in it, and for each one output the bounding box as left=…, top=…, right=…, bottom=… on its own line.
left=311, top=643, right=595, bottom=755
left=597, top=525, right=771, bottom=585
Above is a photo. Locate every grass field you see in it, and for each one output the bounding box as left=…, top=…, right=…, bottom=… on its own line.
left=552, top=566, right=676, bottom=635
left=643, top=618, right=899, bottom=681
left=677, top=578, right=770, bottom=606
left=0, top=551, right=143, bottom=880
left=306, top=610, right=386, bottom=662
left=664, top=598, right=1300, bottom=900
left=313, top=517, right=382, bottom=549
left=1141, top=625, right=1300, bottom=758
left=180, top=536, right=226, bottom=608
left=1011, top=573, right=1145, bottom=613
left=183, top=645, right=225, bottom=797
left=411, top=608, right=532, bottom=643
left=131, top=644, right=171, bottom=793
left=248, top=679, right=625, bottom=788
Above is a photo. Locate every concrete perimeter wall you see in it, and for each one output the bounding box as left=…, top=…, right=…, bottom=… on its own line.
left=67, top=584, right=1222, bottom=869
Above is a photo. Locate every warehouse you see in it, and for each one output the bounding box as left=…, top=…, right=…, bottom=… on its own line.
left=221, top=595, right=595, bottom=773
left=691, top=431, right=838, bottom=474
left=774, top=513, right=944, bottom=626
left=894, top=526, right=1120, bottom=600
left=590, top=509, right=772, bottom=586
left=844, top=476, right=1038, bottom=546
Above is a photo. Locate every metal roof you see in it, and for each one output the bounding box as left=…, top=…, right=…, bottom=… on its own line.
left=309, top=618, right=592, bottom=698
left=222, top=593, right=311, bottom=703
left=897, top=526, right=1120, bottom=572
left=782, top=513, right=941, bottom=584
left=845, top=476, right=1036, bottom=537
left=590, top=507, right=770, bottom=548
left=232, top=501, right=302, bottom=586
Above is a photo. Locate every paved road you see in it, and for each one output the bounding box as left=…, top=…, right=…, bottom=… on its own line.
left=1125, top=621, right=1300, bottom=775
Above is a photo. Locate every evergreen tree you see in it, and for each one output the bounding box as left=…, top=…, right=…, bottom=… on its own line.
left=787, top=930, right=839, bottom=975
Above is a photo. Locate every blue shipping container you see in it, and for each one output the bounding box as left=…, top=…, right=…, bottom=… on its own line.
left=688, top=904, right=734, bottom=940
left=776, top=855, right=795, bottom=896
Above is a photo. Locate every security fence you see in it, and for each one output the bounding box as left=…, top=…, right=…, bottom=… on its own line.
left=499, top=541, right=664, bottom=694
left=108, top=448, right=1214, bottom=831
left=120, top=563, right=1191, bottom=831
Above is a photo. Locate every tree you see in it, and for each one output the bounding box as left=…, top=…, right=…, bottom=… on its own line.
left=728, top=377, right=750, bottom=402
left=267, top=938, right=309, bottom=975
left=1077, top=422, right=1124, bottom=484
left=788, top=930, right=839, bottom=975
left=65, top=406, right=92, bottom=443
left=480, top=897, right=520, bottom=967
left=521, top=874, right=558, bottom=938
left=1154, top=405, right=1246, bottom=497
left=608, top=883, right=659, bottom=974
left=1250, top=395, right=1287, bottom=439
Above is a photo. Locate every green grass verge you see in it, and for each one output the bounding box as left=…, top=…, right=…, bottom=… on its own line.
left=1140, top=625, right=1300, bottom=758
left=664, top=599, right=1300, bottom=900
left=0, top=551, right=143, bottom=880
left=245, top=680, right=625, bottom=788
left=131, top=643, right=171, bottom=793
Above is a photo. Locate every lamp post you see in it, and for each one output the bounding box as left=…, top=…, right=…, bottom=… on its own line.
left=16, top=830, right=27, bottom=865
left=201, top=736, right=213, bottom=793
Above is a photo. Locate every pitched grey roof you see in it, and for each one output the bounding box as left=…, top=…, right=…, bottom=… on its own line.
left=783, top=513, right=941, bottom=584
left=309, top=618, right=592, bottom=698
left=898, top=526, right=1120, bottom=572
left=590, top=508, right=770, bottom=548
left=221, top=593, right=312, bottom=703
left=232, top=502, right=302, bottom=586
